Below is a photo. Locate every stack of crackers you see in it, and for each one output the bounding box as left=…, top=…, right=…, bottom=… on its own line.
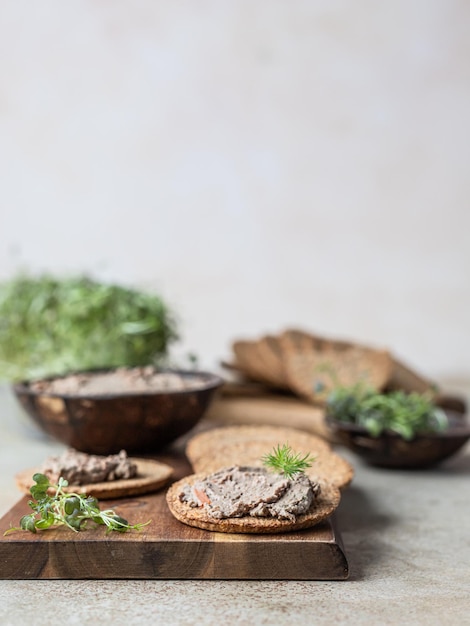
left=228, top=328, right=436, bottom=404
left=167, top=424, right=353, bottom=534
left=204, top=328, right=436, bottom=442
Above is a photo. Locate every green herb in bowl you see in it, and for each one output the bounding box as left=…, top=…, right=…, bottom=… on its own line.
left=326, top=386, right=448, bottom=440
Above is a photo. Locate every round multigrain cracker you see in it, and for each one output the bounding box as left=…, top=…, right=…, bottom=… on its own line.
left=186, top=425, right=332, bottom=466
left=15, top=458, right=173, bottom=500
left=191, top=442, right=354, bottom=491
left=166, top=472, right=341, bottom=534
left=186, top=425, right=354, bottom=491
left=283, top=346, right=393, bottom=405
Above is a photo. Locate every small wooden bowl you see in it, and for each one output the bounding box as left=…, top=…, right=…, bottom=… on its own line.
left=326, top=409, right=470, bottom=469
left=13, top=368, right=223, bottom=455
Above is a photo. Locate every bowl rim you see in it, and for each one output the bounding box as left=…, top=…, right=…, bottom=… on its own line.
left=12, top=367, right=225, bottom=400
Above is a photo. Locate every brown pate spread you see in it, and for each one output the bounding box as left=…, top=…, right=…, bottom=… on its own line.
left=179, top=466, right=321, bottom=521
left=41, top=449, right=138, bottom=485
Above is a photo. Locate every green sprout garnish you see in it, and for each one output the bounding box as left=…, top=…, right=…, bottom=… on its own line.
left=4, top=473, right=151, bottom=536
left=262, top=444, right=315, bottom=479
left=326, top=385, right=448, bottom=440
left=0, top=274, right=178, bottom=381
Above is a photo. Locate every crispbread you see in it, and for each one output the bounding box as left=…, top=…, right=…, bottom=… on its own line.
left=230, top=329, right=393, bottom=400
left=228, top=329, right=435, bottom=407
left=186, top=425, right=332, bottom=465
left=15, top=458, right=173, bottom=500
left=280, top=328, right=323, bottom=351
left=185, top=425, right=354, bottom=490
left=387, top=356, right=437, bottom=395
left=280, top=328, right=347, bottom=353
left=284, top=345, right=392, bottom=404
left=255, top=335, right=288, bottom=388
left=232, top=340, right=274, bottom=385
left=166, top=471, right=341, bottom=534
left=190, top=442, right=354, bottom=490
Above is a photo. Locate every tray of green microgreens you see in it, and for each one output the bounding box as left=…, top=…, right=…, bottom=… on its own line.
left=325, top=386, right=470, bottom=468
left=0, top=273, right=178, bottom=381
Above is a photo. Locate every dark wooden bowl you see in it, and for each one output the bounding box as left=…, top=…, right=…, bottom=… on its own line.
left=13, top=369, right=223, bottom=455
left=326, top=409, right=470, bottom=469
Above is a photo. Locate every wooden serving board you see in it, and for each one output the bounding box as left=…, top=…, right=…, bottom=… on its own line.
left=0, top=452, right=348, bottom=580
left=206, top=394, right=334, bottom=442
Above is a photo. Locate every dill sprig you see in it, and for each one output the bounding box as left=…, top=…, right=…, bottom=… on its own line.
left=262, top=444, right=315, bottom=479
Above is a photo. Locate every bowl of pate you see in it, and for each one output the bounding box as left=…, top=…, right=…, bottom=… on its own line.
left=13, top=366, right=223, bottom=455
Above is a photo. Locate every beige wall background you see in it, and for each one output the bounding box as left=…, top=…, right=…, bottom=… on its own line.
left=1, top=1, right=469, bottom=386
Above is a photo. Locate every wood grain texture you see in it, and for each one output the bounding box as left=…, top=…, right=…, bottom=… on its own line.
left=205, top=394, right=334, bottom=441
left=0, top=451, right=348, bottom=580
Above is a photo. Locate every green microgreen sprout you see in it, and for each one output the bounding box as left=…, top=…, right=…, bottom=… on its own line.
left=262, top=444, right=315, bottom=480
left=0, top=274, right=178, bottom=381
left=326, top=385, right=448, bottom=440
left=3, top=473, right=151, bottom=536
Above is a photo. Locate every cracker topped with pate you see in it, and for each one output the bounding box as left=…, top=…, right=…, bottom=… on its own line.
left=16, top=448, right=173, bottom=499
left=166, top=440, right=342, bottom=534
left=166, top=466, right=341, bottom=534
left=186, top=425, right=354, bottom=490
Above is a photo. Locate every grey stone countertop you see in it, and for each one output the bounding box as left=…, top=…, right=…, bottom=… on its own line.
left=0, top=384, right=469, bottom=626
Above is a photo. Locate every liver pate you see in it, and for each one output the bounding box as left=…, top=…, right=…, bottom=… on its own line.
left=179, top=466, right=320, bottom=521
left=41, top=449, right=138, bottom=485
